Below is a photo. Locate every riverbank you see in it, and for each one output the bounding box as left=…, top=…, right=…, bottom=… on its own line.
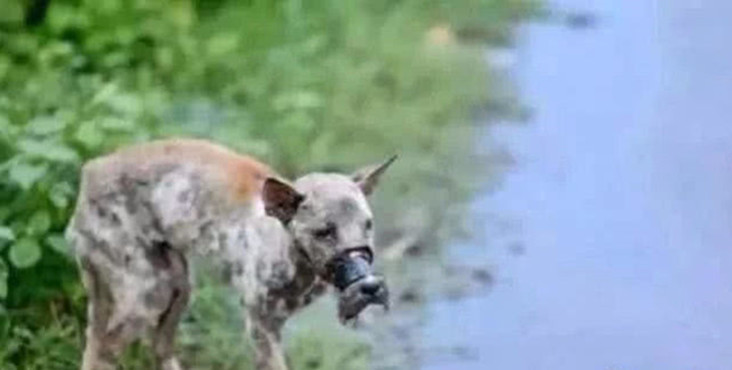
left=421, top=1, right=732, bottom=369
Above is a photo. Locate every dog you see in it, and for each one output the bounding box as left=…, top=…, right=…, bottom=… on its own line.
left=65, top=138, right=395, bottom=370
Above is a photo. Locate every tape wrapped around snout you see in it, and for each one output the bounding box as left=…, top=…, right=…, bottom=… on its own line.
left=333, top=256, right=372, bottom=291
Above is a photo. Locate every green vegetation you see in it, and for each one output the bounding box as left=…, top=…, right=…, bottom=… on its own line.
left=0, top=0, right=538, bottom=368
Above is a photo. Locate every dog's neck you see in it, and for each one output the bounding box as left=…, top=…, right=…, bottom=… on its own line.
left=246, top=239, right=327, bottom=319
left=275, top=238, right=321, bottom=297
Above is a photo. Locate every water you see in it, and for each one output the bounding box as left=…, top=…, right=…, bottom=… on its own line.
left=422, top=1, right=732, bottom=369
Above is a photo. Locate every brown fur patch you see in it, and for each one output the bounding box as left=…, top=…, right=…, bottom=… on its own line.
left=86, top=138, right=273, bottom=205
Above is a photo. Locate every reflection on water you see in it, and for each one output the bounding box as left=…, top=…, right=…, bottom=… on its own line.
left=423, top=0, right=732, bottom=369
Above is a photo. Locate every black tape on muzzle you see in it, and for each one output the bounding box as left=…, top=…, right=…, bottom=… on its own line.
left=333, top=255, right=371, bottom=291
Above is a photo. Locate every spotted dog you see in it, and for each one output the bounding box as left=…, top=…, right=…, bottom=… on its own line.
left=65, top=139, right=395, bottom=370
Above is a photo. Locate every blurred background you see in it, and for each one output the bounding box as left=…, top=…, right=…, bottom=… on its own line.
left=2, top=0, right=732, bottom=369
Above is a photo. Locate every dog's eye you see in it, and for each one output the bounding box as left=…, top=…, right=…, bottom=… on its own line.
left=313, top=223, right=337, bottom=240
left=365, top=219, right=373, bottom=231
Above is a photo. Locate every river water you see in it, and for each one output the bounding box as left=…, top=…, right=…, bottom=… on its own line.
left=422, top=1, right=732, bottom=369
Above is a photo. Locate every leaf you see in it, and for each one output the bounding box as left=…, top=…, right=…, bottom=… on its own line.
left=26, top=211, right=51, bottom=236
left=9, top=238, right=42, bottom=269
left=49, top=182, right=73, bottom=209
left=0, top=226, right=15, bottom=252
left=0, top=258, right=7, bottom=299
left=273, top=91, right=323, bottom=111
left=99, top=117, right=135, bottom=132
left=17, top=139, right=79, bottom=163
left=8, top=162, right=47, bottom=190
left=45, top=234, right=70, bottom=256
left=75, top=121, right=104, bottom=149
left=0, top=115, right=18, bottom=138
left=107, top=93, right=142, bottom=118
left=25, top=115, right=67, bottom=135
left=90, top=83, right=119, bottom=107
left=0, top=227, right=14, bottom=242
left=207, top=33, right=239, bottom=56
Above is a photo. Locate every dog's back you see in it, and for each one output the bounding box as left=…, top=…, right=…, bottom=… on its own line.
left=70, top=138, right=273, bottom=251
left=80, top=138, right=271, bottom=206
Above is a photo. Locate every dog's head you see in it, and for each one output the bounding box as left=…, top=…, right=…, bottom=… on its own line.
left=262, top=156, right=396, bottom=323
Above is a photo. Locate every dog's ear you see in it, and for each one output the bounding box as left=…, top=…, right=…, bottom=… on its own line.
left=351, top=155, right=398, bottom=196
left=263, top=177, right=305, bottom=224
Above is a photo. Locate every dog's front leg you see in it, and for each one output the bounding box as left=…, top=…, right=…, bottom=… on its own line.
left=247, top=311, right=288, bottom=370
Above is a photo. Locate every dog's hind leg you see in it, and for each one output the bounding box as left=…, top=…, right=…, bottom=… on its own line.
left=151, top=248, right=191, bottom=370
left=79, top=257, right=136, bottom=370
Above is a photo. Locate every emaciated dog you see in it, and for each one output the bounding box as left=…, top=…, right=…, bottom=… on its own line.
left=65, top=138, right=395, bottom=370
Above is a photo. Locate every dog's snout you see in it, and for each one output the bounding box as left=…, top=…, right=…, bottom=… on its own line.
left=332, top=249, right=375, bottom=290
left=337, top=275, right=390, bottom=322
left=359, top=279, right=383, bottom=296
left=356, top=275, right=388, bottom=306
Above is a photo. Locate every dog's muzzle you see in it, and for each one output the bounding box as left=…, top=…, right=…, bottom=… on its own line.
left=331, top=249, right=389, bottom=323
left=333, top=252, right=370, bottom=289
